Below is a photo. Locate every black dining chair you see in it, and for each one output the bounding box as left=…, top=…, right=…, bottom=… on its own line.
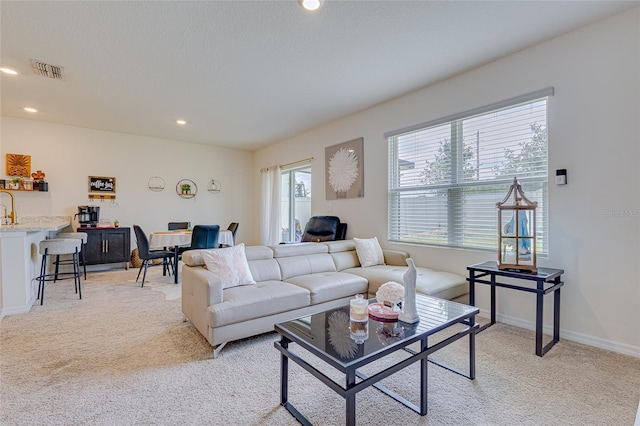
left=133, top=225, right=175, bottom=288
left=190, top=225, right=220, bottom=250
left=168, top=222, right=189, bottom=231
left=220, top=222, right=239, bottom=248
left=166, top=222, right=190, bottom=261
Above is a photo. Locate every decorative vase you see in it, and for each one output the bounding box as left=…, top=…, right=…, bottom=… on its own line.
left=399, top=258, right=420, bottom=324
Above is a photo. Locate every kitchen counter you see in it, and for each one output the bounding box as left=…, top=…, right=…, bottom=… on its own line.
left=0, top=216, right=70, bottom=233
left=0, top=216, right=72, bottom=317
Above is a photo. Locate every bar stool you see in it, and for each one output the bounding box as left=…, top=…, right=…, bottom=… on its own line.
left=37, top=238, right=82, bottom=305
left=55, top=232, right=88, bottom=279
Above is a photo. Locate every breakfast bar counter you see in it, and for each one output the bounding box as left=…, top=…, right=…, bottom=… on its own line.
left=0, top=216, right=71, bottom=316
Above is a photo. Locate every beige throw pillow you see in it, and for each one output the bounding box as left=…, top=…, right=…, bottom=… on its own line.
left=202, top=243, right=256, bottom=289
left=353, top=237, right=385, bottom=267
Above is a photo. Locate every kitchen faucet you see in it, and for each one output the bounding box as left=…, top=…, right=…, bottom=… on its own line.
left=0, top=190, right=18, bottom=224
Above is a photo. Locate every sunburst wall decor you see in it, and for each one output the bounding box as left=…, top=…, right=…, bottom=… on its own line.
left=6, top=154, right=31, bottom=177
left=325, top=137, right=364, bottom=200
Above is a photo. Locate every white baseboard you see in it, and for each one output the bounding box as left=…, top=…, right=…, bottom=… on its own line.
left=477, top=308, right=640, bottom=358
left=0, top=299, right=33, bottom=318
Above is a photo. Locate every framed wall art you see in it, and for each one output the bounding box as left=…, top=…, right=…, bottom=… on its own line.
left=325, top=137, right=364, bottom=200
left=6, top=153, right=31, bottom=177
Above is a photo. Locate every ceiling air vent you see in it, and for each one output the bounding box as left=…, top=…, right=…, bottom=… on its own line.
left=30, top=59, right=64, bottom=80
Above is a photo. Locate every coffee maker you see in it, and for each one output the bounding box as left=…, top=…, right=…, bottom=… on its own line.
left=76, top=205, right=100, bottom=227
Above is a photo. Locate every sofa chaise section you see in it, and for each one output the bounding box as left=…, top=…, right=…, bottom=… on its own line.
left=323, top=240, right=469, bottom=300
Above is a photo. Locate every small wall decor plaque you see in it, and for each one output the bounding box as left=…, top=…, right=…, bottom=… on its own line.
left=89, top=176, right=116, bottom=193
left=6, top=154, right=31, bottom=177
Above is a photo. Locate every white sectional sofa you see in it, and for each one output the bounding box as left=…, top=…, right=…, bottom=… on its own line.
left=181, top=239, right=468, bottom=357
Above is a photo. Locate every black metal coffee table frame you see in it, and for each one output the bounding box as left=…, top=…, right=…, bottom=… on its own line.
left=274, top=296, right=479, bottom=426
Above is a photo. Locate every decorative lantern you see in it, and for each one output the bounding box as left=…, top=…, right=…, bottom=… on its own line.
left=497, top=177, right=537, bottom=273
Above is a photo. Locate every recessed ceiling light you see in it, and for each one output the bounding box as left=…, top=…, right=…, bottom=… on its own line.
left=0, top=67, right=18, bottom=75
left=24, top=107, right=38, bottom=113
left=176, top=120, right=187, bottom=125
left=299, top=0, right=323, bottom=11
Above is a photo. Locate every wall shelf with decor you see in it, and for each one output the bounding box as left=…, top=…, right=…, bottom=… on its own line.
left=0, top=183, right=49, bottom=192
left=207, top=179, right=222, bottom=193
left=147, top=176, right=166, bottom=192
left=176, top=179, right=197, bottom=199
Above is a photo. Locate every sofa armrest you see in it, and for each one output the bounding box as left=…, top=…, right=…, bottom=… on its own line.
left=183, top=265, right=224, bottom=305
left=182, top=265, right=224, bottom=344
left=383, top=249, right=409, bottom=266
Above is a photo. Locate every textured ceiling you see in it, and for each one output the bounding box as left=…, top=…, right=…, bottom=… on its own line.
left=1, top=1, right=636, bottom=151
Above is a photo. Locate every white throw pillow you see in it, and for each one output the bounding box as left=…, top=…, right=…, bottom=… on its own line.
left=353, top=237, right=385, bottom=267
left=202, top=243, right=256, bottom=289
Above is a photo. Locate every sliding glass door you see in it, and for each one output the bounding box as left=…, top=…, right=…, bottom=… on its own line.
left=281, top=166, right=311, bottom=243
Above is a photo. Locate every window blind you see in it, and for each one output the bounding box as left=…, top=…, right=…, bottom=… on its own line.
left=387, top=88, right=552, bottom=254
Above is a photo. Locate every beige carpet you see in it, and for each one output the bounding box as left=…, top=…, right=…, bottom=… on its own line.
left=1, top=267, right=639, bottom=426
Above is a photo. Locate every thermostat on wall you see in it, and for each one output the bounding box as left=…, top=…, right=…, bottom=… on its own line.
left=556, top=169, right=567, bottom=185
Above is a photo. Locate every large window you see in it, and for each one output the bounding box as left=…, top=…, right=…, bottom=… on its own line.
left=281, top=166, right=312, bottom=243
left=387, top=88, right=552, bottom=254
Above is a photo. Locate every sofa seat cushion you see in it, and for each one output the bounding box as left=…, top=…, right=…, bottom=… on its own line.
left=344, top=265, right=468, bottom=300
left=207, top=281, right=310, bottom=328
left=285, top=272, right=368, bottom=305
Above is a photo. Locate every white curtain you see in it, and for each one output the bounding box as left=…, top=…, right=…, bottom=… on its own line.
left=260, top=165, right=281, bottom=246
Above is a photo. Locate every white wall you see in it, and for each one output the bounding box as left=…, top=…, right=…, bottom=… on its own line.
left=255, top=8, right=640, bottom=356
left=0, top=119, right=255, bottom=247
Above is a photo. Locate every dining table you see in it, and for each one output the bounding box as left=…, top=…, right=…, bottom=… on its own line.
left=149, top=229, right=234, bottom=283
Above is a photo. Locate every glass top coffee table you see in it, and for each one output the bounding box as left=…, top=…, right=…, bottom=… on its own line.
left=274, top=294, right=479, bottom=426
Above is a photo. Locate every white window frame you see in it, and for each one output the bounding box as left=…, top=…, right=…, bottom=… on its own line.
left=386, top=88, right=553, bottom=254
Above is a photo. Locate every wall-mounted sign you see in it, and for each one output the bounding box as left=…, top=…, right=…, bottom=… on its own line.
left=89, top=176, right=116, bottom=193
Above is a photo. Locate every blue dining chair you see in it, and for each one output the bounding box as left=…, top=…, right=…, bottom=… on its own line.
left=190, top=225, right=220, bottom=249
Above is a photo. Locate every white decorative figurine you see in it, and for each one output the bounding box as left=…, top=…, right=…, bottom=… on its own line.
left=399, top=258, right=420, bottom=324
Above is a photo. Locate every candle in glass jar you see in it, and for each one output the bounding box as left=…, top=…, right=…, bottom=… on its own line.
left=350, top=294, right=368, bottom=322
left=350, top=320, right=369, bottom=343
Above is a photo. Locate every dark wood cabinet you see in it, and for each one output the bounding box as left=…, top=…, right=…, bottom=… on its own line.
left=78, top=227, right=130, bottom=268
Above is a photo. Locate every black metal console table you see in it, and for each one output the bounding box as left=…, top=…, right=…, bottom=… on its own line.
left=467, top=261, right=564, bottom=357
